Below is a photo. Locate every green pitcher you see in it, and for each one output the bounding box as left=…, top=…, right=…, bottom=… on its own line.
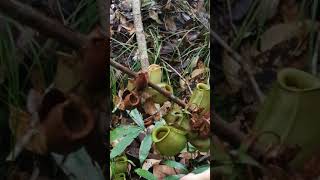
left=188, top=83, right=210, bottom=114
left=163, top=108, right=191, bottom=131
left=254, top=68, right=320, bottom=167
left=111, top=155, right=128, bottom=174
left=145, top=83, right=173, bottom=105
left=147, top=64, right=162, bottom=84
left=113, top=173, right=126, bottom=180
left=152, top=126, right=187, bottom=156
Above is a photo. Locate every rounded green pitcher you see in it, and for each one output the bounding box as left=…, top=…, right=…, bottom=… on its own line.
left=254, top=68, right=320, bottom=168
left=111, top=155, right=128, bottom=174
left=188, top=83, right=210, bottom=114
left=152, top=126, right=187, bottom=156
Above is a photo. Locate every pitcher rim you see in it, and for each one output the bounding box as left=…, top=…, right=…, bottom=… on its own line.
left=277, top=68, right=320, bottom=92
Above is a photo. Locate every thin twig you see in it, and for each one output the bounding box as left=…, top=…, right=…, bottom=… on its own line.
left=131, top=0, right=150, bottom=70
left=0, top=0, right=265, bottom=161
left=110, top=60, right=187, bottom=107
left=186, top=5, right=265, bottom=104
left=210, top=31, right=264, bottom=103
left=0, top=0, right=87, bottom=49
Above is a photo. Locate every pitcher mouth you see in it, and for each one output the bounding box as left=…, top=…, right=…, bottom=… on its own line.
left=152, top=126, right=170, bottom=143
left=277, top=68, right=320, bottom=92
left=197, top=83, right=210, bottom=91
left=115, top=156, right=127, bottom=163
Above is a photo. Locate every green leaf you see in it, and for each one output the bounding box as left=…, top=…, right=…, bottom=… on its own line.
left=164, top=175, right=183, bottom=180
left=191, top=165, right=210, bottom=174
left=135, top=168, right=157, bottom=180
left=110, top=127, right=143, bottom=159
left=52, top=148, right=104, bottom=180
left=139, top=134, right=153, bottom=164
left=163, top=160, right=188, bottom=173
left=110, top=125, right=141, bottom=142
left=127, top=109, right=145, bottom=128
left=155, top=118, right=166, bottom=127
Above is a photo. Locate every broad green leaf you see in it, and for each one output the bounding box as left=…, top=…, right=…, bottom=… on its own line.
left=52, top=148, right=104, bottom=180
left=135, top=168, right=157, bottom=180
left=155, top=118, right=166, bottom=127
left=191, top=165, right=210, bottom=174
left=163, top=160, right=188, bottom=173
left=139, top=134, right=153, bottom=164
left=110, top=125, right=141, bottom=142
left=110, top=127, right=143, bottom=158
left=127, top=109, right=145, bottom=128
left=164, top=175, right=182, bottom=180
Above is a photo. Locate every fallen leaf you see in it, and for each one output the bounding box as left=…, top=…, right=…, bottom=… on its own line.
left=143, top=98, right=158, bottom=116
left=186, top=31, right=200, bottom=42
left=142, top=159, right=161, bottom=170
left=153, top=165, right=178, bottom=179
left=191, top=67, right=208, bottom=79
left=9, top=107, right=47, bottom=154
left=149, top=10, right=163, bottom=24
left=164, top=16, right=177, bottom=32
left=260, top=21, right=313, bottom=52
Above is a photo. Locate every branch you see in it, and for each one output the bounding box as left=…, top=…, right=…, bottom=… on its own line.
left=189, top=7, right=265, bottom=104
left=0, top=0, right=87, bottom=49
left=110, top=60, right=186, bottom=107
left=111, top=59, right=265, bottom=160
left=131, top=0, right=150, bottom=70
left=0, top=0, right=265, bottom=162
left=210, top=31, right=265, bottom=104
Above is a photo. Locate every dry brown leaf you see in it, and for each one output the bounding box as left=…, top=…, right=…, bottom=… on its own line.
left=260, top=21, right=314, bottom=52
left=143, top=98, right=158, bottom=116
left=179, top=152, right=194, bottom=160
left=142, top=159, right=161, bottom=170
left=121, top=23, right=136, bottom=35
left=149, top=10, right=163, bottom=24
left=153, top=165, right=178, bottom=179
left=153, top=101, right=171, bottom=121
left=159, top=101, right=171, bottom=117
left=222, top=52, right=242, bottom=93
left=191, top=67, right=209, bottom=79
left=164, top=16, right=177, bottom=32
left=9, top=107, right=47, bottom=154
left=186, top=31, right=200, bottom=42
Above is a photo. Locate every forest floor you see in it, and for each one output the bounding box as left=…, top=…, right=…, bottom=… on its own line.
left=110, top=0, right=210, bottom=179
left=213, top=0, right=320, bottom=179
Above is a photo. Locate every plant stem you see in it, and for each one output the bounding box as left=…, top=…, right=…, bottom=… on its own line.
left=131, top=0, right=150, bottom=70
